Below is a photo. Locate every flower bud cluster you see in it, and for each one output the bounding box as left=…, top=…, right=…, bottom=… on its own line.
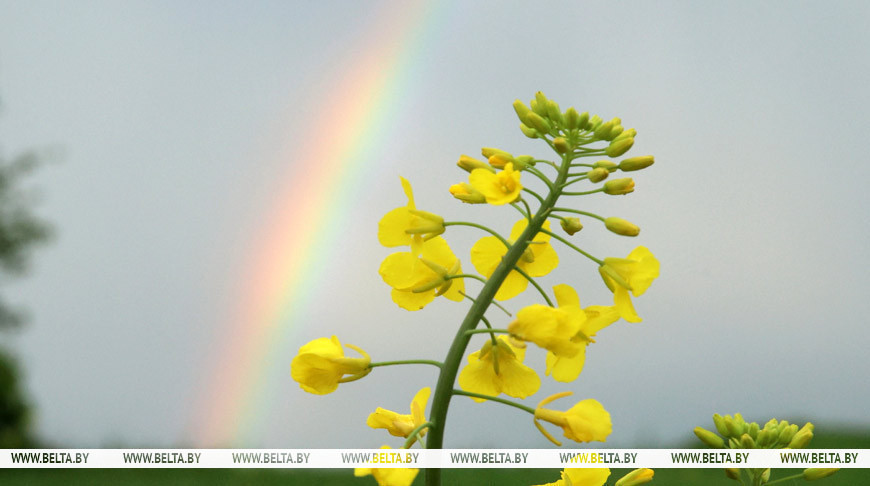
left=695, top=414, right=838, bottom=485
left=696, top=414, right=816, bottom=451
left=512, top=91, right=640, bottom=159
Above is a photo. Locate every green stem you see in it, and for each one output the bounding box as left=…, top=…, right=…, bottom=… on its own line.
left=478, top=316, right=498, bottom=345
left=522, top=187, right=545, bottom=205
left=402, top=421, right=434, bottom=449
left=514, top=266, right=554, bottom=306
left=424, top=148, right=572, bottom=486
left=563, top=174, right=589, bottom=186
left=369, top=360, right=443, bottom=369
left=562, top=187, right=605, bottom=196
left=525, top=166, right=555, bottom=191
left=444, top=221, right=510, bottom=247
left=765, top=472, right=804, bottom=485
left=510, top=202, right=530, bottom=221
left=452, top=389, right=536, bottom=414
left=542, top=229, right=604, bottom=265
left=450, top=274, right=487, bottom=284
left=551, top=207, right=606, bottom=222
left=520, top=198, right=534, bottom=220
left=458, top=291, right=511, bottom=317
left=464, top=328, right=510, bottom=336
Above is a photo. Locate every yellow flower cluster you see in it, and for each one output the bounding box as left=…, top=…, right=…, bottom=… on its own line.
left=378, top=177, right=464, bottom=311
left=290, top=93, right=662, bottom=486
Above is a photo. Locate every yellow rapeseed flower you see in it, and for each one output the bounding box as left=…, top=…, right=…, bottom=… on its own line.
left=458, top=335, right=540, bottom=401
left=379, top=236, right=465, bottom=311
left=533, top=468, right=611, bottom=486
left=366, top=387, right=430, bottom=446
left=354, top=445, right=418, bottom=486
left=471, top=219, right=558, bottom=300
left=290, top=336, right=370, bottom=395
left=598, top=246, right=660, bottom=323
left=508, top=284, right=588, bottom=359
left=533, top=392, right=612, bottom=446
left=541, top=286, right=620, bottom=383
left=378, top=176, right=445, bottom=255
left=468, top=162, right=522, bottom=205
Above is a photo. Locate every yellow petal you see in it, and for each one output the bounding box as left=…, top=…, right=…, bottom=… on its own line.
left=470, top=236, right=506, bottom=277
left=614, top=286, right=641, bottom=323
left=546, top=347, right=587, bottom=383
left=627, top=246, right=659, bottom=296
left=582, top=305, right=620, bottom=335
left=377, top=207, right=414, bottom=248
left=411, top=387, right=431, bottom=426
left=366, top=408, right=410, bottom=437
left=564, top=468, right=611, bottom=486
left=494, top=270, right=528, bottom=300
left=391, top=288, right=436, bottom=311
left=399, top=176, right=416, bottom=208
left=420, top=236, right=457, bottom=268
left=509, top=219, right=529, bottom=240
left=290, top=354, right=342, bottom=395
left=374, top=467, right=419, bottom=486
left=553, top=284, right=580, bottom=308
left=379, top=253, right=423, bottom=290
left=297, top=336, right=343, bottom=358
left=524, top=241, right=559, bottom=276
left=563, top=399, right=612, bottom=443
left=497, top=355, right=541, bottom=399
left=457, top=353, right=499, bottom=401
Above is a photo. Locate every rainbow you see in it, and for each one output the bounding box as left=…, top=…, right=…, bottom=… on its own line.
left=192, top=0, right=454, bottom=446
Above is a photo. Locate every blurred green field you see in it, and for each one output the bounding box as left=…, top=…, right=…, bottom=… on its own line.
left=2, top=430, right=868, bottom=485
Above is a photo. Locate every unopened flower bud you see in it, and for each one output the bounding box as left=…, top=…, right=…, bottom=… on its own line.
left=546, top=100, right=563, bottom=126
left=513, top=100, right=531, bottom=122
left=604, top=217, right=640, bottom=237
left=724, top=416, right=742, bottom=438
left=560, top=217, right=583, bottom=235
left=619, top=155, right=655, bottom=172
left=603, top=178, right=635, bottom=195
left=525, top=112, right=552, bottom=135
left=587, top=114, right=603, bottom=130
left=514, top=155, right=535, bottom=169
left=553, top=137, right=570, bottom=154
left=694, top=427, right=725, bottom=448
left=777, top=424, right=798, bottom=447
left=534, top=91, right=549, bottom=115
left=593, top=121, right=614, bottom=140
left=788, top=424, right=814, bottom=449
left=588, top=167, right=610, bottom=183
left=612, top=128, right=637, bottom=142
left=488, top=153, right=514, bottom=169
left=615, top=468, right=654, bottom=486
left=457, top=155, right=492, bottom=173
left=756, top=428, right=774, bottom=447
left=606, top=137, right=635, bottom=157
left=803, top=468, right=839, bottom=480
left=760, top=468, right=770, bottom=482
left=449, top=183, right=486, bottom=204
left=609, top=124, right=624, bottom=140
left=564, top=107, right=581, bottom=130
left=519, top=123, right=538, bottom=139
left=724, top=468, right=740, bottom=481
left=578, top=111, right=590, bottom=129
left=740, top=433, right=756, bottom=449
left=481, top=147, right=513, bottom=159
left=747, top=422, right=759, bottom=440
left=713, top=414, right=730, bottom=437
left=593, top=160, right=618, bottom=170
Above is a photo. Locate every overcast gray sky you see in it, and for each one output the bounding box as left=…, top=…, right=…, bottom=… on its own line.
left=1, top=0, right=868, bottom=450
